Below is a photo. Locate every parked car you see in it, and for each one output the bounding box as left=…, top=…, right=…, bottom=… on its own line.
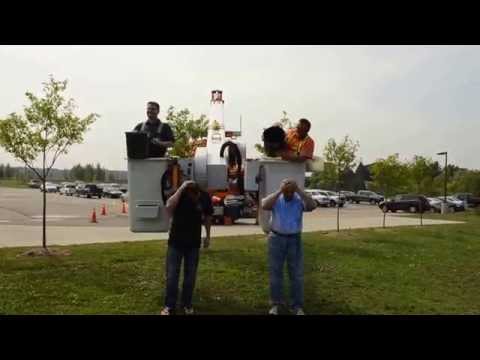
left=427, top=197, right=443, bottom=213
left=59, top=183, right=77, bottom=196
left=75, top=183, right=103, bottom=199
left=305, top=189, right=330, bottom=207
left=40, top=182, right=58, bottom=193
left=28, top=179, right=41, bottom=188
left=445, top=196, right=466, bottom=212
left=428, top=197, right=465, bottom=213
left=339, top=191, right=356, bottom=202
left=452, top=193, right=480, bottom=208
left=95, top=183, right=106, bottom=192
left=317, top=190, right=345, bottom=207
left=379, top=194, right=431, bottom=213
left=103, top=186, right=123, bottom=199
left=350, top=190, right=384, bottom=204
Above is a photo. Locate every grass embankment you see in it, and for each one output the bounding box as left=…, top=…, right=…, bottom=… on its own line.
left=1, top=211, right=479, bottom=314
left=0, top=179, right=28, bottom=188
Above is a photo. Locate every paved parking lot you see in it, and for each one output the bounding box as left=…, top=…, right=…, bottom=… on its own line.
left=0, top=187, right=463, bottom=248
left=0, top=187, right=128, bottom=227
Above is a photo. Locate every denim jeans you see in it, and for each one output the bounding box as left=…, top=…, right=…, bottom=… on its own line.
left=165, top=246, right=200, bottom=309
left=268, top=232, right=304, bottom=309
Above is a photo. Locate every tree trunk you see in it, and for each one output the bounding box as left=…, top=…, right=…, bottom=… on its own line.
left=336, top=177, right=340, bottom=232
left=42, top=147, right=47, bottom=250
left=383, top=186, right=386, bottom=228
left=336, top=202, right=340, bottom=232
left=42, top=178, right=47, bottom=249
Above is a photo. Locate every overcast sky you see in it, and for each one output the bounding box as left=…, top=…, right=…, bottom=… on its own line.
left=0, top=45, right=479, bottom=171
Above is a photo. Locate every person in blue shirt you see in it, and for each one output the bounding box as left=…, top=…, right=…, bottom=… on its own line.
left=261, top=179, right=317, bottom=315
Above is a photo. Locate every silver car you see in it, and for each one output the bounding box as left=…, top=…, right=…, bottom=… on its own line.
left=305, top=189, right=330, bottom=207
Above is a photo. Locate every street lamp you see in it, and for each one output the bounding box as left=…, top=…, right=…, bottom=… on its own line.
left=437, top=151, right=448, bottom=204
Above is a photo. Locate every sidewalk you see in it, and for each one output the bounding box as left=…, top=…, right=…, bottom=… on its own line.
left=0, top=216, right=463, bottom=248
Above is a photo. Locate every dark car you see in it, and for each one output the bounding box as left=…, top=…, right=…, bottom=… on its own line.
left=75, top=184, right=103, bottom=199
left=452, top=193, right=480, bottom=208
left=350, top=190, right=384, bottom=205
left=379, top=194, right=431, bottom=213
left=339, top=191, right=356, bottom=202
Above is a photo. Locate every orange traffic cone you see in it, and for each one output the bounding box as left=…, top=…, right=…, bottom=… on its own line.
left=122, top=201, right=127, bottom=214
left=101, top=204, right=107, bottom=216
left=90, top=208, right=97, bottom=223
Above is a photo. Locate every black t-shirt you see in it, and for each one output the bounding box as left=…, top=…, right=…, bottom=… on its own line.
left=133, top=120, right=175, bottom=157
left=168, top=191, right=214, bottom=249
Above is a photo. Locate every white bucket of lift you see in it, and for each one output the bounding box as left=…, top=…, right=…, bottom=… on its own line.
left=257, top=159, right=306, bottom=234
left=127, top=158, right=171, bottom=232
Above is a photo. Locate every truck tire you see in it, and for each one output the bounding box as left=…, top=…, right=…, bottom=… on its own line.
left=408, top=206, right=417, bottom=213
left=370, top=199, right=375, bottom=205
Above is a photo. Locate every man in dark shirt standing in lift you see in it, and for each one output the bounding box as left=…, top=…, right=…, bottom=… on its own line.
left=133, top=101, right=175, bottom=157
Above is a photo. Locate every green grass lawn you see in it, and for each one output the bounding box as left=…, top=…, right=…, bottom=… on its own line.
left=1, top=211, right=479, bottom=315
left=0, top=179, right=28, bottom=188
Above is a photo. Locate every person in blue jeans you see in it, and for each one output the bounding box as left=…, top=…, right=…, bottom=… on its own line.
left=161, top=180, right=213, bottom=315
left=261, top=179, right=317, bottom=315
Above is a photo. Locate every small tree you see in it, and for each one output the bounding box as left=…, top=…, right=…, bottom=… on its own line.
left=0, top=76, right=98, bottom=251
left=323, top=135, right=360, bottom=232
left=278, top=111, right=292, bottom=129
left=95, top=163, right=106, bottom=182
left=84, top=163, right=95, bottom=182
left=166, top=106, right=208, bottom=158
left=5, top=163, right=13, bottom=178
left=409, top=155, right=436, bottom=194
left=0, top=164, right=4, bottom=179
left=70, top=164, right=86, bottom=181
left=63, top=169, right=70, bottom=181
left=107, top=172, right=116, bottom=183
left=370, top=154, right=410, bottom=198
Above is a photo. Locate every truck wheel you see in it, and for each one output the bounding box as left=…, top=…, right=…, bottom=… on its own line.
left=381, top=205, right=388, bottom=213
left=330, top=200, right=336, bottom=207
left=370, top=199, right=376, bottom=205
left=408, top=206, right=417, bottom=213
left=356, top=201, right=360, bottom=204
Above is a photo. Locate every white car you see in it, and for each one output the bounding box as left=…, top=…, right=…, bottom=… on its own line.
left=40, top=182, right=58, bottom=193
left=305, top=189, right=330, bottom=207
left=427, top=197, right=443, bottom=212
left=446, top=196, right=465, bottom=208
left=103, top=186, right=123, bottom=199
left=59, top=183, right=77, bottom=196
left=318, top=190, right=345, bottom=207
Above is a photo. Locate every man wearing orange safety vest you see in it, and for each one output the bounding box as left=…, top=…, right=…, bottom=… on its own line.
left=280, top=119, right=314, bottom=162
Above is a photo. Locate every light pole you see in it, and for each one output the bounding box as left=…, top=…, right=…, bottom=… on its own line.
left=437, top=152, right=448, bottom=212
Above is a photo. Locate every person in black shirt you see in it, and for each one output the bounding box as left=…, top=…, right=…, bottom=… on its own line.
left=133, top=101, right=175, bottom=157
left=161, top=180, right=213, bottom=315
